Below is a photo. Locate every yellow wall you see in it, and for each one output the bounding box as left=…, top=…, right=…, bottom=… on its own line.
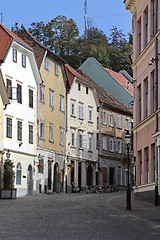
left=38, top=56, right=66, bottom=155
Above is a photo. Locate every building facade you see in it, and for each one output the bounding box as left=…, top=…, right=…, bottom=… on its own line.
left=65, top=64, right=99, bottom=192
left=124, top=0, right=160, bottom=201
left=16, top=29, right=67, bottom=193
left=0, top=24, right=41, bottom=197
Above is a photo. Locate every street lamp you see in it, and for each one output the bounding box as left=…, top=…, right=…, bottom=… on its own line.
left=6, top=149, right=11, bottom=160
left=125, top=130, right=132, bottom=210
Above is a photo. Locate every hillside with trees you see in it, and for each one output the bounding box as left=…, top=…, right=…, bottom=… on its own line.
left=12, top=15, right=133, bottom=76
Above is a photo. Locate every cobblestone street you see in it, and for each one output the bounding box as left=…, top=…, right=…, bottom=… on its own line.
left=0, top=192, right=160, bottom=240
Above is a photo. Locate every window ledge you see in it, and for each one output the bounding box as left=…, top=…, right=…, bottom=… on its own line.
left=88, top=121, right=93, bottom=124
left=71, top=115, right=76, bottom=118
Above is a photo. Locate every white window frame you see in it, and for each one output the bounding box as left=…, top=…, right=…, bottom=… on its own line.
left=22, top=54, right=26, bottom=68
left=109, top=138, right=114, bottom=152
left=102, top=111, right=107, bottom=124
left=40, top=86, right=45, bottom=103
left=49, top=124, right=53, bottom=143
left=29, top=125, right=33, bottom=144
left=79, top=131, right=83, bottom=149
left=117, top=115, right=122, bottom=129
left=45, top=57, right=49, bottom=70
left=102, top=136, right=107, bottom=150
left=40, top=122, right=45, bottom=140
left=55, top=63, right=59, bottom=76
left=88, top=107, right=93, bottom=122
left=49, top=90, right=54, bottom=107
left=79, top=104, right=83, bottom=119
left=117, top=140, right=122, bottom=153
left=109, top=113, right=114, bottom=127
left=60, top=96, right=64, bottom=112
left=71, top=100, right=76, bottom=117
left=71, top=130, right=76, bottom=147
left=17, top=120, right=22, bottom=141
left=125, top=118, right=129, bottom=130
left=88, top=134, right=93, bottom=151
left=13, top=49, right=17, bottom=63
left=60, top=128, right=64, bottom=145
left=16, top=162, right=22, bottom=185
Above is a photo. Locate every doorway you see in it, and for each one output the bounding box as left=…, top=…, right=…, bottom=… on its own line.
left=48, top=161, right=52, bottom=191
left=78, top=162, right=82, bottom=190
left=27, top=165, right=32, bottom=194
left=53, top=163, right=59, bottom=193
left=109, top=167, right=115, bottom=185
left=87, top=165, right=93, bottom=187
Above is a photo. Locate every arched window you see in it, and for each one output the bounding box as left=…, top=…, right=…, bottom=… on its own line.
left=16, top=162, right=22, bottom=185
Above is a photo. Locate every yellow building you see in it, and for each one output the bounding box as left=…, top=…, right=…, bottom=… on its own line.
left=16, top=29, right=67, bottom=193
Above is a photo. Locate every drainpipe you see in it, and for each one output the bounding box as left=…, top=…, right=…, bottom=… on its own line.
left=154, top=0, right=159, bottom=206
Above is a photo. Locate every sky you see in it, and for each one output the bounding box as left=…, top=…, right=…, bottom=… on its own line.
left=1, top=0, right=132, bottom=38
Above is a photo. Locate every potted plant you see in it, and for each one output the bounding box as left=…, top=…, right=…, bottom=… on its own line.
left=67, top=163, right=74, bottom=171
left=37, top=161, right=44, bottom=173
left=119, top=154, right=134, bottom=168
left=0, top=159, right=16, bottom=199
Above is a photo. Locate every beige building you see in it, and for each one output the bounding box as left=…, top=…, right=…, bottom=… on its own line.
left=16, top=29, right=68, bottom=193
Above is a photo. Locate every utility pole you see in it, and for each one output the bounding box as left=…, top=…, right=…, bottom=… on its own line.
left=1, top=13, right=4, bottom=24
left=84, top=0, right=87, bottom=38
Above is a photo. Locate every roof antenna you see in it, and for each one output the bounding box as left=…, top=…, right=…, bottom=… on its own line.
left=1, top=13, right=4, bottom=24
left=84, top=0, right=87, bottom=39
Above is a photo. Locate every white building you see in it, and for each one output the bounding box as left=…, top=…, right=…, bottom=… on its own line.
left=0, top=24, right=41, bottom=197
left=65, top=64, right=99, bottom=192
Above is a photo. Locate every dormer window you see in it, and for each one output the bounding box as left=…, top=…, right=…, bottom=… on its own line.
left=22, top=54, right=26, bottom=68
left=13, top=49, right=17, bottom=63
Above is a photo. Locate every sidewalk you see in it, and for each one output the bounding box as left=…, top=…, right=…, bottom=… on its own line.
left=109, top=192, right=160, bottom=228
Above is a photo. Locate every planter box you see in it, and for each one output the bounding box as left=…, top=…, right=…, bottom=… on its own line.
left=0, top=189, right=17, bottom=199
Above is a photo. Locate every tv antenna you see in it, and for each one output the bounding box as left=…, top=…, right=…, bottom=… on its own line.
left=84, top=0, right=87, bottom=38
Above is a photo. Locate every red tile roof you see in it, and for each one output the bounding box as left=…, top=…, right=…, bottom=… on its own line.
left=0, top=23, right=33, bottom=62
left=65, top=64, right=93, bottom=90
left=79, top=69, right=132, bottom=115
left=105, top=67, right=133, bottom=96
left=16, top=29, right=66, bottom=69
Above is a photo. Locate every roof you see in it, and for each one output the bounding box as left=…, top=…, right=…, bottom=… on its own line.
left=65, top=64, right=92, bottom=90
left=105, top=67, right=134, bottom=95
left=78, top=69, right=132, bottom=116
left=0, top=23, right=33, bottom=62
left=16, top=29, right=66, bottom=69
left=79, top=57, right=133, bottom=107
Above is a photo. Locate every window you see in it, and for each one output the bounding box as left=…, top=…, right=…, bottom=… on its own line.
left=145, top=78, right=148, bottom=118
left=96, top=133, right=99, bottom=150
left=109, top=113, right=114, bottom=126
left=17, top=121, right=22, bottom=141
left=88, top=134, right=93, bottom=151
left=49, top=124, right=53, bottom=142
left=117, top=115, right=122, bottom=128
left=125, top=119, right=129, bottom=130
left=38, top=157, right=44, bottom=174
left=78, top=83, right=81, bottom=91
left=71, top=101, right=75, bottom=116
left=144, top=8, right=148, bottom=47
left=138, top=18, right=141, bottom=55
left=22, top=54, right=26, bottom=68
left=16, top=163, right=22, bottom=185
left=86, top=87, right=88, bottom=94
left=109, top=138, right=114, bottom=152
left=138, top=85, right=141, bottom=121
left=117, top=140, right=122, bottom=153
left=102, top=136, right=107, bottom=150
left=17, top=84, right=22, bottom=104
left=55, top=63, right=58, bottom=76
left=79, top=132, right=83, bottom=149
left=6, top=117, right=12, bottom=138
left=102, top=111, right=107, bottom=124
left=40, top=86, right=45, bottom=103
left=29, top=89, right=33, bottom=108
left=45, top=57, right=49, bottom=70
left=13, top=49, right=17, bottom=63
left=71, top=130, right=76, bottom=147
left=49, top=90, right=54, bottom=107
left=88, top=107, right=92, bottom=122
left=145, top=147, right=149, bottom=183
left=29, top=125, right=33, bottom=144
left=6, top=79, right=12, bottom=99
left=151, top=70, right=155, bottom=113
left=60, top=128, right=64, bottom=145
left=79, top=104, right=83, bottom=119
left=138, top=150, right=142, bottom=184
left=60, top=96, right=64, bottom=111
left=40, top=122, right=45, bottom=140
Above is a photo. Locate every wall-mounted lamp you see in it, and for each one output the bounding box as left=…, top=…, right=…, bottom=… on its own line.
left=6, top=149, right=11, bottom=159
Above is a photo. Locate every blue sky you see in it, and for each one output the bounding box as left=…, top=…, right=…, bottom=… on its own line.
left=1, top=0, right=132, bottom=38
